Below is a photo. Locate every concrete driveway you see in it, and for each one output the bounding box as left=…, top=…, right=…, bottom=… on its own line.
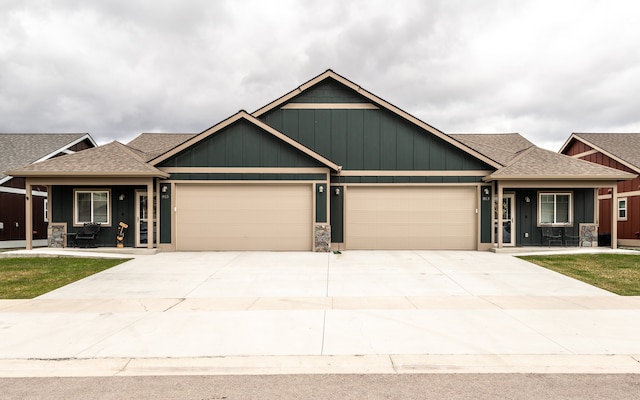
left=1, top=250, right=640, bottom=376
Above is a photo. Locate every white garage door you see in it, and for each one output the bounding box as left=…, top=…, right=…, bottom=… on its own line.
left=176, top=184, right=313, bottom=251
left=346, top=186, right=477, bottom=250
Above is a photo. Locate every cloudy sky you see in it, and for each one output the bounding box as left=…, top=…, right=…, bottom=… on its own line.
left=2, top=0, right=640, bottom=150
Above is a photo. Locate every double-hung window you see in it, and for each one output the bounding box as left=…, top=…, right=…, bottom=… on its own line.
left=74, top=190, right=110, bottom=226
left=618, top=198, right=628, bottom=221
left=539, top=192, right=572, bottom=226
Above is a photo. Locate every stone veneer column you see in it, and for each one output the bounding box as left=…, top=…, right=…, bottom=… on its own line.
left=314, top=224, right=331, bottom=252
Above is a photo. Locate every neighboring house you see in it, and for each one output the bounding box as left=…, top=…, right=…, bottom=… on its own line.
left=0, top=133, right=96, bottom=248
left=560, top=133, right=640, bottom=247
left=7, top=71, right=635, bottom=251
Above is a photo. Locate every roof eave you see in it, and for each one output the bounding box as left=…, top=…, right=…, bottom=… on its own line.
left=483, top=173, right=637, bottom=182
left=6, top=170, right=170, bottom=179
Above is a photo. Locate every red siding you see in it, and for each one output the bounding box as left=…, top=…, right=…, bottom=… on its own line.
left=564, top=139, right=593, bottom=156
left=566, top=141, right=640, bottom=239
left=0, top=191, right=48, bottom=241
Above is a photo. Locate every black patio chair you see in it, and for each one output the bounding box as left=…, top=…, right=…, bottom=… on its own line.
left=541, top=226, right=562, bottom=247
left=74, top=222, right=101, bottom=248
left=564, top=226, right=580, bottom=247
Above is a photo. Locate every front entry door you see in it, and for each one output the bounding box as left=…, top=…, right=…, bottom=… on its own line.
left=135, top=191, right=154, bottom=247
left=495, top=194, right=516, bottom=246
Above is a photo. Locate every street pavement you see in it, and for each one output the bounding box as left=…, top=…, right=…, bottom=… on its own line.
left=1, top=249, right=640, bottom=376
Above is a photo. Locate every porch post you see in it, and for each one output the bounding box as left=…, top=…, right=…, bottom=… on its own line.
left=25, top=179, right=33, bottom=250
left=611, top=185, right=618, bottom=249
left=497, top=181, right=503, bottom=249
left=147, top=179, right=154, bottom=249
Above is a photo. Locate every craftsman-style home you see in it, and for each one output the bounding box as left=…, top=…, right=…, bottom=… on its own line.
left=7, top=71, right=635, bottom=251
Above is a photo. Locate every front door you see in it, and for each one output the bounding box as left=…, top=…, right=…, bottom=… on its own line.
left=135, top=191, right=155, bottom=247
left=495, top=194, right=516, bottom=246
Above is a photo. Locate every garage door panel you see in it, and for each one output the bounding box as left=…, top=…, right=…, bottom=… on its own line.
left=346, top=186, right=476, bottom=250
left=177, top=184, right=312, bottom=251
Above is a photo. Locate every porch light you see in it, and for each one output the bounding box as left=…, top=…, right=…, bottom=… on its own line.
left=334, top=188, right=340, bottom=195
left=318, top=186, right=324, bottom=193
left=119, top=194, right=125, bottom=201
left=483, top=187, right=490, bottom=195
left=525, top=196, right=531, bottom=203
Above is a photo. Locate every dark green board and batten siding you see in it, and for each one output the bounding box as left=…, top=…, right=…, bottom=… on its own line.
left=512, top=188, right=594, bottom=246
left=158, top=119, right=326, bottom=169
left=259, top=79, right=494, bottom=172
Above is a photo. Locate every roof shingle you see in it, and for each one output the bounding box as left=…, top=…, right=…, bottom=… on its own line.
left=6, top=141, right=168, bottom=178
left=0, top=133, right=93, bottom=180
left=571, top=133, right=640, bottom=171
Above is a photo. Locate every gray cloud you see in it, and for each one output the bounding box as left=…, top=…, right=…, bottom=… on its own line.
left=1, top=0, right=640, bottom=150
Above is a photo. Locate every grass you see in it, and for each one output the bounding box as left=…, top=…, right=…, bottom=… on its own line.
left=0, top=257, right=130, bottom=299
left=518, top=254, right=640, bottom=296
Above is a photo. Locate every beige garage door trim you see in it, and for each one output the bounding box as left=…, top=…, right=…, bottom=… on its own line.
left=345, top=186, right=477, bottom=250
left=176, top=184, right=313, bottom=251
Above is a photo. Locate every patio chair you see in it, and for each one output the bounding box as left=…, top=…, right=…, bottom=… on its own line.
left=74, top=222, right=101, bottom=248
left=564, top=226, right=580, bottom=247
left=541, top=226, right=562, bottom=247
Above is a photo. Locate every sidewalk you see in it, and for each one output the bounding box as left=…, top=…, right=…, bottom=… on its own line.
left=1, top=250, right=640, bottom=376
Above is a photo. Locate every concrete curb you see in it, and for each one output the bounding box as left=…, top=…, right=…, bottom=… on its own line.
left=1, top=354, right=640, bottom=377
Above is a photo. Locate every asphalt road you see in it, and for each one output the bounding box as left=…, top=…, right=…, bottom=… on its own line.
left=2, top=374, right=640, bottom=400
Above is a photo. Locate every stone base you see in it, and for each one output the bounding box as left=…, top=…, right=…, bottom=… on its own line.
left=47, top=223, right=67, bottom=248
left=314, top=224, right=331, bottom=252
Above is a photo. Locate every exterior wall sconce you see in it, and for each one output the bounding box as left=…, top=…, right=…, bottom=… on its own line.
left=524, top=196, right=531, bottom=203
left=162, top=185, right=168, bottom=193
left=334, top=188, right=340, bottom=195
left=318, top=186, right=324, bottom=193
left=482, top=187, right=490, bottom=195
left=119, top=194, right=125, bottom=201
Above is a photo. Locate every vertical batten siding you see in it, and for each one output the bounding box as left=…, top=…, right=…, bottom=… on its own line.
left=270, top=107, right=490, bottom=171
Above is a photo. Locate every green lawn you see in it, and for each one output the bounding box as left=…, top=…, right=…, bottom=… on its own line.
left=518, top=254, right=640, bottom=296
left=0, top=257, right=130, bottom=299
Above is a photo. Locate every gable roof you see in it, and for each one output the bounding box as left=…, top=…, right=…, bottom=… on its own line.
left=450, top=133, right=534, bottom=166
left=150, top=110, right=340, bottom=171
left=251, top=69, right=503, bottom=170
left=483, top=145, right=636, bottom=181
left=0, top=133, right=96, bottom=183
left=127, top=133, right=196, bottom=161
left=6, top=141, right=169, bottom=178
left=560, top=133, right=640, bottom=173
left=451, top=133, right=635, bottom=181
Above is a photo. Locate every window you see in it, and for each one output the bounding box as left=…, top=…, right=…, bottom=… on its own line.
left=44, top=199, right=48, bottom=222
left=618, top=198, right=628, bottom=221
left=538, top=192, right=572, bottom=226
left=74, top=190, right=110, bottom=226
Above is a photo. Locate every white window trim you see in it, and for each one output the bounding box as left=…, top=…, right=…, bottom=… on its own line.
left=44, top=199, right=48, bottom=222
left=537, top=192, right=573, bottom=227
left=618, top=197, right=628, bottom=221
left=73, top=189, right=112, bottom=227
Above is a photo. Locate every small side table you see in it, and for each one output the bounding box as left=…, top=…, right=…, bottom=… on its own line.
left=65, top=233, right=77, bottom=248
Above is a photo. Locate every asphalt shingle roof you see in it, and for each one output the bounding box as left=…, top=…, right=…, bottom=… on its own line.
left=127, top=133, right=196, bottom=161
left=486, top=146, right=636, bottom=180
left=572, top=133, right=640, bottom=171
left=451, top=133, right=635, bottom=181
left=0, top=133, right=91, bottom=180
left=6, top=141, right=168, bottom=178
left=450, top=133, right=534, bottom=166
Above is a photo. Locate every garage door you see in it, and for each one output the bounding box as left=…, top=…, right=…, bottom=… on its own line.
left=176, top=184, right=312, bottom=251
left=346, top=186, right=476, bottom=250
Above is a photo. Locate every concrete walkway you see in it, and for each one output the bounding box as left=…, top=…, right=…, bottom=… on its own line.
left=1, top=249, right=640, bottom=376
